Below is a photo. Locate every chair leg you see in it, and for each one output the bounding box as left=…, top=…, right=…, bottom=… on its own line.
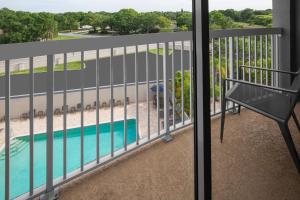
left=220, top=98, right=226, bottom=143
left=237, top=105, right=241, bottom=115
left=278, top=122, right=300, bottom=174
left=292, top=111, right=300, bottom=132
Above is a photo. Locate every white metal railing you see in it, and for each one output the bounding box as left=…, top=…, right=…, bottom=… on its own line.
left=209, top=28, right=282, bottom=115
left=0, top=28, right=283, bottom=199
left=0, top=32, right=193, bottom=200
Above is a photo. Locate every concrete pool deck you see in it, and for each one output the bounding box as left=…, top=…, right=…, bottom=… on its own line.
left=0, top=101, right=163, bottom=148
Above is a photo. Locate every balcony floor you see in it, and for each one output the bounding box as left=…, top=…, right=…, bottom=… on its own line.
left=59, top=106, right=300, bottom=200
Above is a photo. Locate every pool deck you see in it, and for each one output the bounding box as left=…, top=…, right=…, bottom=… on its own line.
left=58, top=106, right=300, bottom=200
left=0, top=101, right=161, bottom=148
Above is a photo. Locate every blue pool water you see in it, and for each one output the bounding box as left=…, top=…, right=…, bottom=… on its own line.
left=0, top=119, right=137, bottom=200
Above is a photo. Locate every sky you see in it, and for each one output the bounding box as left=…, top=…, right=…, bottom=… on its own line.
left=0, top=0, right=272, bottom=13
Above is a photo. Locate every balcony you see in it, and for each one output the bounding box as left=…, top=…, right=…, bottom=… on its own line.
left=58, top=107, right=300, bottom=200
left=0, top=26, right=299, bottom=200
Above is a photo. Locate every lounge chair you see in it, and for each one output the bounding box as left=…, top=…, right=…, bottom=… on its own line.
left=101, top=102, right=107, bottom=108
left=86, top=104, right=92, bottom=111
left=116, top=100, right=123, bottom=106
left=70, top=106, right=77, bottom=113
left=37, top=111, right=46, bottom=118
left=21, top=113, right=29, bottom=120
left=54, top=108, right=61, bottom=115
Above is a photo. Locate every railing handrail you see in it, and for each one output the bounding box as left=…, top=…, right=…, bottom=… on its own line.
left=0, top=27, right=283, bottom=61
left=209, top=27, right=283, bottom=39
left=0, top=32, right=193, bottom=60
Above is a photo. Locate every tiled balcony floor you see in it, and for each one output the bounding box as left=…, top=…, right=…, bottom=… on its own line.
left=59, top=106, right=300, bottom=200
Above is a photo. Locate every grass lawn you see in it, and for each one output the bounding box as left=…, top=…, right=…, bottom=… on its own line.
left=0, top=61, right=82, bottom=77
left=149, top=48, right=173, bottom=56
left=52, top=35, right=82, bottom=41
left=1, top=48, right=174, bottom=77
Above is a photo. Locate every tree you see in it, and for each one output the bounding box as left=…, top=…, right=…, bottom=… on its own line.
left=112, top=9, right=139, bottom=34
left=209, top=11, right=234, bottom=29
left=240, top=9, right=254, bottom=23
left=63, top=13, right=80, bottom=32
left=250, top=15, right=272, bottom=27
left=221, top=9, right=240, bottom=21
left=158, top=16, right=171, bottom=29
left=0, top=8, right=58, bottom=44
left=82, top=12, right=104, bottom=33
left=176, top=12, right=192, bottom=31
left=138, top=13, right=171, bottom=33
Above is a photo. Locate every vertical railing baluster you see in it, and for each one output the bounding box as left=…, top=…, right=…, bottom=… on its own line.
left=242, top=36, right=245, bottom=80
left=228, top=37, right=234, bottom=89
left=254, top=36, right=257, bottom=83
left=80, top=52, right=84, bottom=171
left=265, top=35, right=268, bottom=85
left=123, top=47, right=128, bottom=149
left=260, top=35, right=263, bottom=84
left=63, top=54, right=67, bottom=179
left=229, top=37, right=234, bottom=110
left=146, top=44, right=150, bottom=140
left=29, top=57, right=34, bottom=195
left=236, top=37, right=239, bottom=80
left=248, top=36, right=251, bottom=82
left=5, top=60, right=10, bottom=200
left=225, top=38, right=228, bottom=83
left=110, top=48, right=114, bottom=156
left=156, top=43, right=161, bottom=134
left=172, top=42, right=175, bottom=129
left=219, top=38, right=222, bottom=113
left=225, top=37, right=229, bottom=110
left=189, top=40, right=193, bottom=121
left=163, top=42, right=170, bottom=134
left=96, top=50, right=100, bottom=162
left=135, top=46, right=139, bottom=145
left=211, top=39, right=216, bottom=114
left=271, top=35, right=274, bottom=86
left=275, top=35, right=279, bottom=87
left=46, top=55, right=54, bottom=196
left=181, top=41, right=184, bottom=124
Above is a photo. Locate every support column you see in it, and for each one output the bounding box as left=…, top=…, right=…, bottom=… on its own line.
left=272, top=0, right=296, bottom=87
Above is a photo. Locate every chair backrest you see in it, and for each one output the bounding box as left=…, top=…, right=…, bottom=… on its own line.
left=290, top=69, right=300, bottom=93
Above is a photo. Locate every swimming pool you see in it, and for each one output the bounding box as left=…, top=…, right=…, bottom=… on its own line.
left=0, top=119, right=137, bottom=200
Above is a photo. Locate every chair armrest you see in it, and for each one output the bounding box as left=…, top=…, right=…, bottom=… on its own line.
left=225, top=78, right=298, bottom=94
left=239, top=65, right=299, bottom=75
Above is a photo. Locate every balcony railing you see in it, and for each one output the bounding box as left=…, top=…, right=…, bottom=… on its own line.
left=209, top=28, right=282, bottom=115
left=0, top=27, right=282, bottom=200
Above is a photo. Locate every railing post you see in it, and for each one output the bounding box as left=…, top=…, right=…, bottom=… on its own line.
left=162, top=42, right=172, bottom=142
left=45, top=55, right=54, bottom=198
left=228, top=37, right=235, bottom=111
left=229, top=37, right=234, bottom=86
left=5, top=60, right=10, bottom=200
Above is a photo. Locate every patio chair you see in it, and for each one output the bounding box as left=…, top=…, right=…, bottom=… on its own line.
left=37, top=111, right=46, bottom=118
left=69, top=106, right=77, bottom=113
left=220, top=65, right=300, bottom=174
left=54, top=108, right=61, bottom=115
left=85, top=104, right=92, bottom=111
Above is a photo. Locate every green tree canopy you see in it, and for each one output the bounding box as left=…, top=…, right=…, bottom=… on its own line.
left=209, top=11, right=234, bottom=29
left=112, top=9, right=139, bottom=34
left=138, top=13, right=171, bottom=33
left=82, top=12, right=105, bottom=32
left=0, top=8, right=58, bottom=44
left=176, top=12, right=192, bottom=31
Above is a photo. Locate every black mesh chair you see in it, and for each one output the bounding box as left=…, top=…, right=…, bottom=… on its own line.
left=220, top=65, right=300, bottom=174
